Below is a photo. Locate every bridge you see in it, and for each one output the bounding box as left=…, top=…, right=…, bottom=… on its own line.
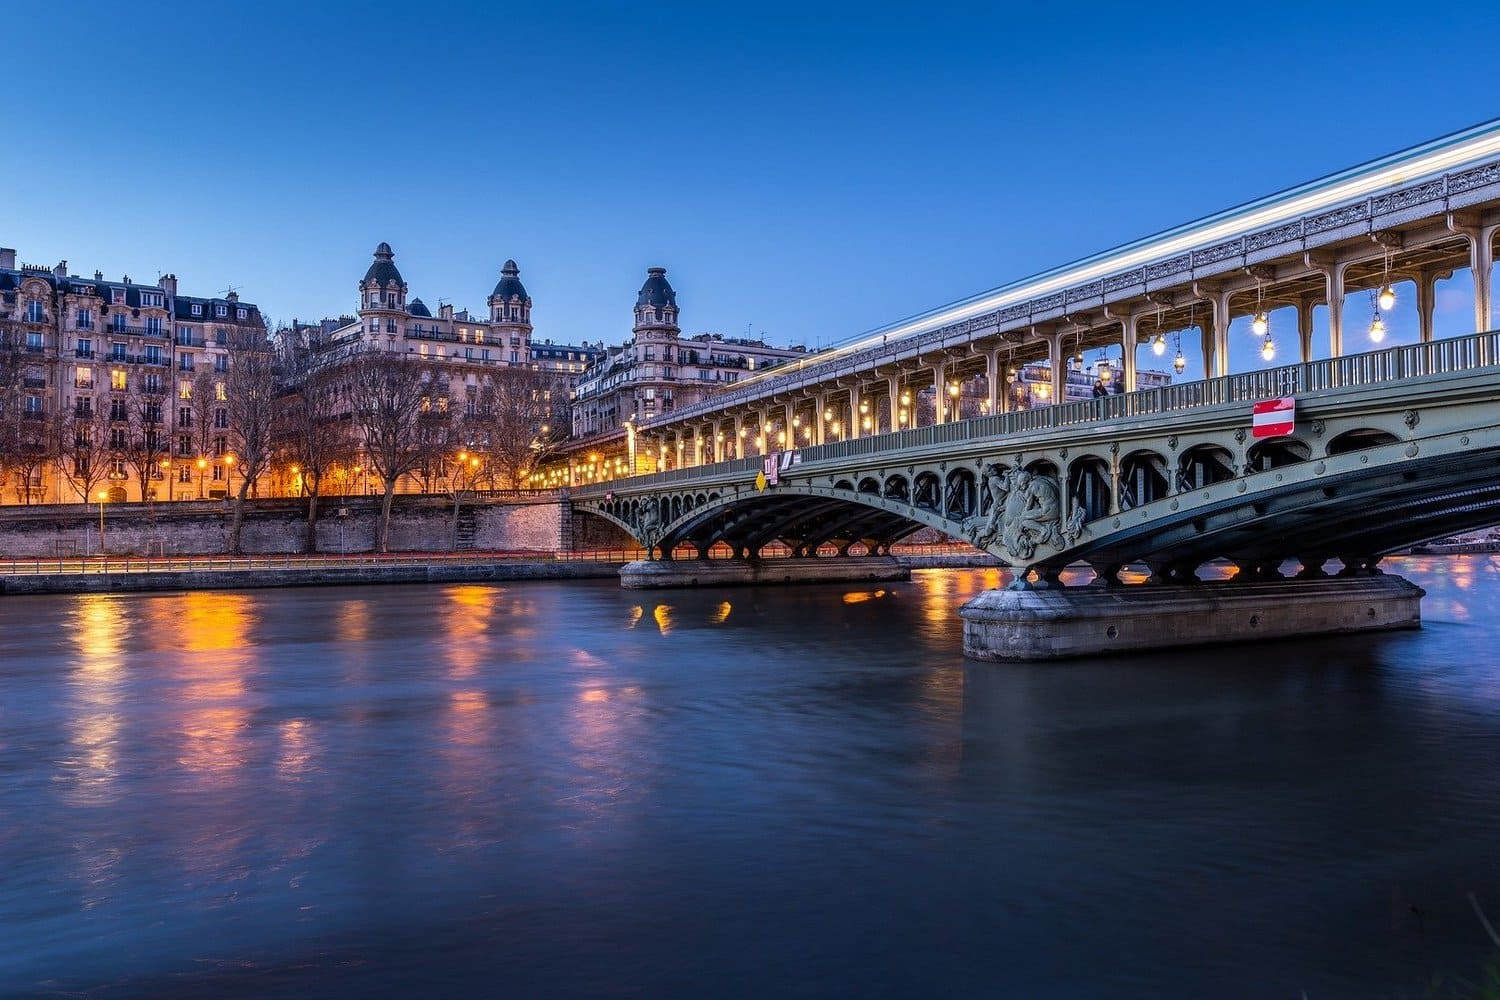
left=564, top=122, right=1500, bottom=659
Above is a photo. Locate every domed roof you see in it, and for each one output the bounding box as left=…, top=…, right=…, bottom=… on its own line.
left=636, top=266, right=676, bottom=309
left=363, top=242, right=403, bottom=287
left=408, top=297, right=432, bottom=318
left=490, top=259, right=528, bottom=301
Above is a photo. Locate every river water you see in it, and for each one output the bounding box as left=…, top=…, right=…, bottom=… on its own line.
left=2, top=558, right=1500, bottom=997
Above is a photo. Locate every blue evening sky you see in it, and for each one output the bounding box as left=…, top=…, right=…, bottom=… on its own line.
left=2, top=1, right=1494, bottom=380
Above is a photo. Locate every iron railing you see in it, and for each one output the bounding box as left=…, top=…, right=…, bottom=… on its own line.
left=578, top=329, right=1500, bottom=493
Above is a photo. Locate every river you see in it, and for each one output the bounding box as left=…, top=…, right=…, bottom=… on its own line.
left=2, top=558, right=1500, bottom=997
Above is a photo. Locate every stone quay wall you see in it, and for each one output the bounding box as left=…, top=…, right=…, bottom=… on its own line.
left=0, top=495, right=566, bottom=559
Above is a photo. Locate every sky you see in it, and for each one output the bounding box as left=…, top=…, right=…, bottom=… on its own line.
left=3, top=0, right=1497, bottom=381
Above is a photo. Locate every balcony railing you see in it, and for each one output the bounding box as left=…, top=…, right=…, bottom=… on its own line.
left=75, top=349, right=95, bottom=359
left=22, top=377, right=47, bottom=389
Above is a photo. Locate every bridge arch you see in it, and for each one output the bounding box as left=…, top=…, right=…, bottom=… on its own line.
left=945, top=467, right=978, bottom=520
left=883, top=474, right=909, bottom=502
left=1247, top=438, right=1311, bottom=470
left=1178, top=443, right=1236, bottom=489
left=1327, top=428, right=1400, bottom=456
left=1119, top=449, right=1170, bottom=510
left=913, top=471, right=942, bottom=511
left=1067, top=455, right=1112, bottom=521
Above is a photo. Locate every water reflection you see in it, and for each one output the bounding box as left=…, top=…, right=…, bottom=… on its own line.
left=63, top=596, right=127, bottom=806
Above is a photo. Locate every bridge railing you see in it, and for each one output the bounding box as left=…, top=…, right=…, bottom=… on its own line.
left=581, top=330, right=1500, bottom=494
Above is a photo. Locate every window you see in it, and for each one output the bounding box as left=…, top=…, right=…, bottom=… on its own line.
left=178, top=434, right=192, bottom=456
left=111, top=289, right=125, bottom=305
left=510, top=351, right=519, bottom=364
left=26, top=300, right=44, bottom=322
left=215, top=304, right=227, bottom=317
left=212, top=464, right=224, bottom=481
left=77, top=308, right=93, bottom=329
left=179, top=407, right=192, bottom=427
left=75, top=398, right=92, bottom=418
left=191, top=303, right=202, bottom=317
left=178, top=466, right=191, bottom=483
left=213, top=355, right=228, bottom=373
left=236, top=308, right=246, bottom=320
left=24, top=395, right=43, bottom=415
left=110, top=458, right=127, bottom=478
left=179, top=380, right=192, bottom=400
left=111, top=342, right=127, bottom=361
left=140, top=292, right=163, bottom=308
left=112, top=313, right=126, bottom=332
left=142, top=373, right=162, bottom=394
left=110, top=399, right=127, bottom=421
left=144, top=346, right=163, bottom=366
left=110, top=369, right=127, bottom=392
left=214, top=329, right=226, bottom=346
left=213, top=408, right=228, bottom=429
left=213, top=435, right=226, bottom=456
left=144, top=403, right=161, bottom=425
left=75, top=367, right=93, bottom=389
left=76, top=338, right=93, bottom=358
left=214, top=381, right=226, bottom=401
left=26, top=331, right=44, bottom=352
left=177, top=326, right=195, bottom=346
left=386, top=320, right=396, bottom=333
left=110, top=428, right=127, bottom=449
left=180, top=353, right=194, bottom=372
left=145, top=317, right=162, bottom=335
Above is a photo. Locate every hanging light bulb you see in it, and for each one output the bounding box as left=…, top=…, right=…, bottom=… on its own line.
left=1006, top=367, right=1017, bottom=385
left=1378, top=284, right=1396, bottom=311
left=1098, top=359, right=1112, bottom=383
left=1252, top=311, right=1269, bottom=336
left=1173, top=350, right=1186, bottom=375
left=1260, top=336, right=1275, bottom=362
left=1369, top=314, right=1387, bottom=342
left=1151, top=333, right=1166, bottom=356
left=1072, top=350, right=1083, bottom=370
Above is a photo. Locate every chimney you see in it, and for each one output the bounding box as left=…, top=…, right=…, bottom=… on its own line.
left=159, top=274, right=178, bottom=299
left=226, top=290, right=239, bottom=303
left=439, top=304, right=454, bottom=321
left=0, top=248, right=15, bottom=269
left=53, top=260, right=67, bottom=278
left=123, top=275, right=131, bottom=285
left=94, top=270, right=103, bottom=281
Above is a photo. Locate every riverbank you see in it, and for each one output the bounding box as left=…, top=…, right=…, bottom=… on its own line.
left=0, top=548, right=1003, bottom=595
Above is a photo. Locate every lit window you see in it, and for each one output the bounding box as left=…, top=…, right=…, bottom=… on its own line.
left=179, top=380, right=192, bottom=399
left=110, top=369, right=127, bottom=391
left=215, top=382, right=226, bottom=401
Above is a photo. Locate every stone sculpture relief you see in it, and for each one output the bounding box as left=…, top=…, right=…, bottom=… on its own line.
left=635, top=498, right=663, bottom=559
left=963, top=465, right=1085, bottom=563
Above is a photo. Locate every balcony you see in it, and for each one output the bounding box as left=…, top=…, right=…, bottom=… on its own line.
left=75, top=348, right=95, bottom=359
left=75, top=321, right=95, bottom=331
left=74, top=381, right=94, bottom=391
left=22, top=410, right=47, bottom=421
left=25, top=345, right=45, bottom=354
left=23, top=376, right=47, bottom=389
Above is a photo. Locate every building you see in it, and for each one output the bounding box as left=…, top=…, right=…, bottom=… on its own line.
left=570, top=267, right=808, bottom=439
left=530, top=338, right=604, bottom=388
left=0, top=246, right=265, bottom=505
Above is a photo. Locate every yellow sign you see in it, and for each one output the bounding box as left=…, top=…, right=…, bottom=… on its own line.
left=755, top=471, right=768, bottom=492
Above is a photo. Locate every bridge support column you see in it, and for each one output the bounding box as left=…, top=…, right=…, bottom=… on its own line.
left=1046, top=332, right=1066, bottom=404
left=814, top=395, right=826, bottom=445
left=1412, top=268, right=1450, bottom=344
left=931, top=364, right=946, bottom=423
left=985, top=351, right=1000, bottom=415
left=960, top=575, right=1425, bottom=661
left=1296, top=294, right=1316, bottom=362
left=1306, top=253, right=1351, bottom=359
left=1119, top=314, right=1138, bottom=391
left=848, top=385, right=863, bottom=439
left=1194, top=282, right=1231, bottom=377
left=887, top=377, right=902, bottom=428
left=1448, top=214, right=1498, bottom=336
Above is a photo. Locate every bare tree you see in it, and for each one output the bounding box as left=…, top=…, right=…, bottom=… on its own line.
left=0, top=327, right=27, bottom=500
left=59, top=396, right=115, bottom=502
left=224, top=329, right=278, bottom=554
left=121, top=384, right=169, bottom=501
left=468, top=367, right=568, bottom=489
left=344, top=350, right=428, bottom=552
left=275, top=335, right=353, bottom=553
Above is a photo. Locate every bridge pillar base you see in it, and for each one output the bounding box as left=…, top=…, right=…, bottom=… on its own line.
left=959, top=575, right=1425, bottom=661
left=620, top=556, right=910, bottom=590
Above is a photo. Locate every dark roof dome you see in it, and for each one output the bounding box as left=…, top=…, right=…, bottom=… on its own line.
left=491, top=259, right=528, bottom=301
left=408, top=297, right=432, bottom=318
left=363, top=242, right=403, bottom=287
left=636, top=266, right=676, bottom=309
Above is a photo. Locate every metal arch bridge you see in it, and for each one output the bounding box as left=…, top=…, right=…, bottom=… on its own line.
left=570, top=331, right=1500, bottom=584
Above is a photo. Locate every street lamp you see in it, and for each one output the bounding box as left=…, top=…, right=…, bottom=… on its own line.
left=223, top=453, right=236, bottom=497
left=96, top=490, right=107, bottom=555
left=160, top=458, right=172, bottom=501
left=196, top=456, right=207, bottom=498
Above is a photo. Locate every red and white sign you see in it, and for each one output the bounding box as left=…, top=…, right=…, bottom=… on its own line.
left=1252, top=396, right=1295, bottom=438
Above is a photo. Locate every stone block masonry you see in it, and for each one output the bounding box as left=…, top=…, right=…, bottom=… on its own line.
left=0, top=496, right=565, bottom=559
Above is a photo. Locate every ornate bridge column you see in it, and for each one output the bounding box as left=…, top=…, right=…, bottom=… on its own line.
left=1193, top=282, right=1232, bottom=377
left=1305, top=252, right=1351, bottom=359
left=1046, top=331, right=1066, bottom=403
left=848, top=385, right=862, bottom=440
left=1410, top=268, right=1452, bottom=344
left=886, top=377, right=902, bottom=428
left=814, top=394, right=826, bottom=445
left=985, top=350, right=1001, bottom=415
left=1448, top=214, right=1498, bottom=337
left=1295, top=294, right=1316, bottom=362
left=931, top=363, right=947, bottom=423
